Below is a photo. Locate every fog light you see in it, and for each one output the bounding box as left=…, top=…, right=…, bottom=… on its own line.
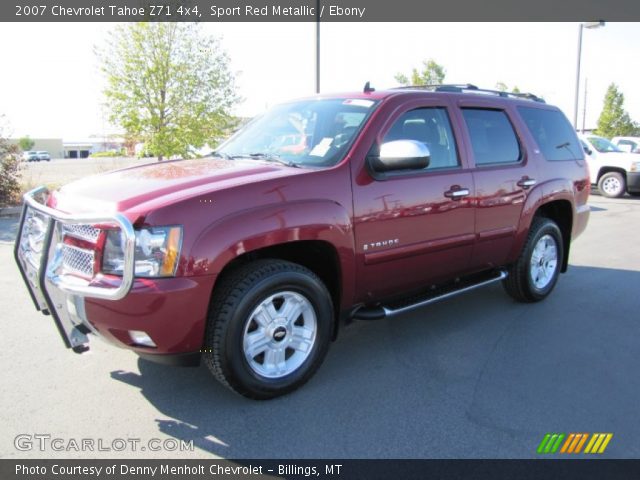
left=129, top=330, right=156, bottom=348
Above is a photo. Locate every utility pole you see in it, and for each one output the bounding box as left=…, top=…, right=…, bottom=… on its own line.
left=314, top=0, right=320, bottom=93
left=581, top=78, right=588, bottom=133
left=573, top=21, right=605, bottom=129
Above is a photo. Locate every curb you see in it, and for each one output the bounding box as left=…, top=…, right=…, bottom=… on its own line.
left=0, top=206, right=21, bottom=217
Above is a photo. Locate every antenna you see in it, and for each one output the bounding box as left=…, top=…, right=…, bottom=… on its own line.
left=363, top=81, right=375, bottom=93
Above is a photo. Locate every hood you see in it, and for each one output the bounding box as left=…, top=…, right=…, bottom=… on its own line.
left=589, top=151, right=639, bottom=164
left=51, top=157, right=302, bottom=214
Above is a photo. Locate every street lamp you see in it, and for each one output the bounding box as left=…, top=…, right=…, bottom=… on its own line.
left=573, top=21, right=605, bottom=130
left=314, top=0, right=320, bottom=93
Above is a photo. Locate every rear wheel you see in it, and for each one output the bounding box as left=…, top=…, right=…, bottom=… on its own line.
left=203, top=259, right=333, bottom=399
left=503, top=217, right=564, bottom=303
left=597, top=172, right=626, bottom=198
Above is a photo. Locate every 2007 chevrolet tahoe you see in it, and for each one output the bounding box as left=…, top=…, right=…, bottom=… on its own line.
left=15, top=84, right=590, bottom=399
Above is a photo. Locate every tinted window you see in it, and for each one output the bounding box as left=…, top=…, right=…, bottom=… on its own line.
left=617, top=140, right=638, bottom=153
left=518, top=107, right=584, bottom=161
left=382, top=107, right=459, bottom=170
left=462, top=109, right=521, bottom=165
left=588, top=136, right=621, bottom=153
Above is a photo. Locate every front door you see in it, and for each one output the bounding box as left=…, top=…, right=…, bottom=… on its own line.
left=351, top=99, right=476, bottom=302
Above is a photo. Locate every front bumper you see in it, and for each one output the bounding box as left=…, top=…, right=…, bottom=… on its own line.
left=14, top=187, right=214, bottom=358
left=627, top=172, right=640, bottom=194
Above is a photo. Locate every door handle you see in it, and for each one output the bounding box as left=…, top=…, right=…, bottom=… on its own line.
left=517, top=177, right=536, bottom=189
left=444, top=187, right=470, bottom=200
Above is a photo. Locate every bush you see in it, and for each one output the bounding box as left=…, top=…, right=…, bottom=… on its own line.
left=0, top=123, right=22, bottom=207
left=90, top=150, right=124, bottom=158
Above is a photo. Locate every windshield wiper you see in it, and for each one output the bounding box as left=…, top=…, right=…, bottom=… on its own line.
left=233, top=152, right=300, bottom=168
left=210, top=150, right=233, bottom=160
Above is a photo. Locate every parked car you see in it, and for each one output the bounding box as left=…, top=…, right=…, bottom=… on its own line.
left=611, top=136, right=640, bottom=154
left=21, top=151, right=39, bottom=162
left=580, top=134, right=640, bottom=198
left=15, top=84, right=590, bottom=399
left=36, top=151, right=51, bottom=161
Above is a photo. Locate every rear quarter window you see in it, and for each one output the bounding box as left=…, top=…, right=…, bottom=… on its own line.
left=517, top=107, right=584, bottom=161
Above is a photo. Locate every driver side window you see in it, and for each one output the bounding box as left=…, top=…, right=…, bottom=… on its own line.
left=382, top=107, right=460, bottom=170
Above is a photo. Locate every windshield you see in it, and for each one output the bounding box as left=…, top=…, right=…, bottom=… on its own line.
left=216, top=98, right=378, bottom=167
left=588, top=136, right=622, bottom=153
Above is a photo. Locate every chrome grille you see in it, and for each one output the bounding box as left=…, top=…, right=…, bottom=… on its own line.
left=61, top=244, right=95, bottom=277
left=62, top=224, right=100, bottom=242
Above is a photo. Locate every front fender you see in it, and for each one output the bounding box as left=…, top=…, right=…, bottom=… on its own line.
left=188, top=199, right=356, bottom=308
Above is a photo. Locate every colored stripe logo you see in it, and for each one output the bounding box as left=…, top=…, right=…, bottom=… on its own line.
left=537, top=433, right=613, bottom=454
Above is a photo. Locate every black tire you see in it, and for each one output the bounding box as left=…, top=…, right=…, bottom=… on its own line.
left=597, top=172, right=626, bottom=198
left=203, top=259, right=333, bottom=399
left=503, top=217, right=564, bottom=303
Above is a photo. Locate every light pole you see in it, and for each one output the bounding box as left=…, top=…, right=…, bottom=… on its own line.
left=573, top=21, right=604, bottom=129
left=314, top=0, right=320, bottom=93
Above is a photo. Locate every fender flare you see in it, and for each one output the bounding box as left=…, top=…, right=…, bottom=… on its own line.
left=188, top=199, right=356, bottom=309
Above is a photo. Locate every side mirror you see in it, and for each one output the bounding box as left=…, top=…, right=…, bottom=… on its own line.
left=369, top=140, right=430, bottom=173
left=583, top=145, right=593, bottom=156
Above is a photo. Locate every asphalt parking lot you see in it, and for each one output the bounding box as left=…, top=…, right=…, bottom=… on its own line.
left=1, top=193, right=639, bottom=459
left=19, top=157, right=154, bottom=189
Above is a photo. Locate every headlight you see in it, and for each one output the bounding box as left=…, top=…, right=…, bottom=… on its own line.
left=102, top=226, right=182, bottom=277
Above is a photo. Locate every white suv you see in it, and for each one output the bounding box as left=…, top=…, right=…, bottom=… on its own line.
left=580, top=134, right=640, bottom=198
left=611, top=136, right=640, bottom=154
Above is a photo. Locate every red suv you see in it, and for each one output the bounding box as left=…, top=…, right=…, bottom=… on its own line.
left=15, top=84, right=590, bottom=399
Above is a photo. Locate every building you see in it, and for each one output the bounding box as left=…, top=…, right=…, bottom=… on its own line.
left=9, top=138, right=64, bottom=158
left=64, top=136, right=126, bottom=158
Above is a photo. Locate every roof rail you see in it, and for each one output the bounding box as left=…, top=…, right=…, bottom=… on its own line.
left=391, top=84, right=545, bottom=103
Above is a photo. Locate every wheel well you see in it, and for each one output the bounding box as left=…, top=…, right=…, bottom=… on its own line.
left=597, top=167, right=627, bottom=182
left=217, top=240, right=342, bottom=334
left=535, top=200, right=572, bottom=273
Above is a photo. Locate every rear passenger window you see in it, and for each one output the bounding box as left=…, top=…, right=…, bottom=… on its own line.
left=518, top=107, right=584, bottom=161
left=382, top=107, right=459, bottom=170
left=462, top=109, right=521, bottom=165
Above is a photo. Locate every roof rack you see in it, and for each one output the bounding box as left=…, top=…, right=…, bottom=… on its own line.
left=391, top=84, right=545, bottom=103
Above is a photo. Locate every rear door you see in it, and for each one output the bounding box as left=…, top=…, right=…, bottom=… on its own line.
left=453, top=101, right=538, bottom=270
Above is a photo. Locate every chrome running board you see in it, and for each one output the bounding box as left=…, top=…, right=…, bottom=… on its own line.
left=353, top=270, right=508, bottom=320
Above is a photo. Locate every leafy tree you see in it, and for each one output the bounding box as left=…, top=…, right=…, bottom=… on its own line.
left=0, top=116, right=22, bottom=206
left=595, top=83, right=639, bottom=138
left=98, top=23, right=238, bottom=161
left=495, top=82, right=508, bottom=92
left=395, top=59, right=446, bottom=86
left=18, top=136, right=35, bottom=151
left=495, top=82, right=521, bottom=93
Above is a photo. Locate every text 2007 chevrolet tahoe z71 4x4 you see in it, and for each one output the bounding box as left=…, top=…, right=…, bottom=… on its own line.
left=15, top=84, right=589, bottom=399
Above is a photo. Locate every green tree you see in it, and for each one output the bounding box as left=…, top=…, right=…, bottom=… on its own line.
left=18, top=136, right=35, bottom=151
left=395, top=59, right=446, bottom=86
left=495, top=82, right=521, bottom=93
left=0, top=116, right=22, bottom=206
left=495, top=82, right=508, bottom=92
left=98, top=23, right=238, bottom=161
left=595, top=83, right=639, bottom=138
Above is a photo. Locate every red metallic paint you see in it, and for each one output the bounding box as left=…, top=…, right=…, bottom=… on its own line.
left=46, top=89, right=590, bottom=356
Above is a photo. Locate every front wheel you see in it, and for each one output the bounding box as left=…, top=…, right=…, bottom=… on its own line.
left=598, top=172, right=626, bottom=198
left=503, top=217, right=564, bottom=303
left=203, top=259, right=333, bottom=399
